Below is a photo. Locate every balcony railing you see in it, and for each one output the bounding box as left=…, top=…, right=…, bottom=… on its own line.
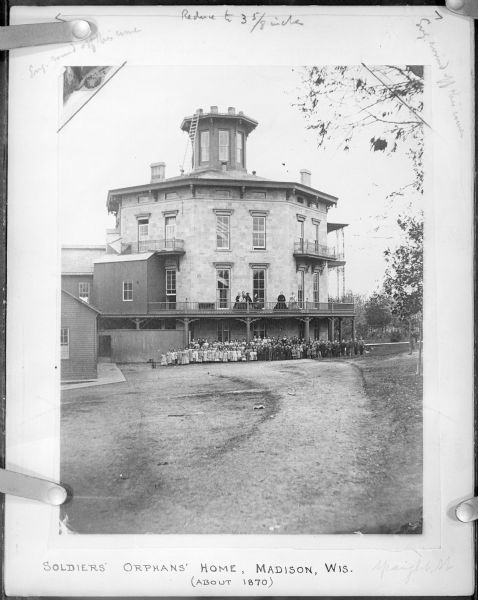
left=147, top=300, right=354, bottom=314
left=293, top=239, right=344, bottom=260
left=122, top=239, right=185, bottom=254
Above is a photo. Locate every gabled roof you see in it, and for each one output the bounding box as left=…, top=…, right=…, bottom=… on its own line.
left=93, top=252, right=155, bottom=264
left=61, top=289, right=101, bottom=314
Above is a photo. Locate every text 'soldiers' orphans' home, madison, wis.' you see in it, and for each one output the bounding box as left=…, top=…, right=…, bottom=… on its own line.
left=61, top=106, right=354, bottom=374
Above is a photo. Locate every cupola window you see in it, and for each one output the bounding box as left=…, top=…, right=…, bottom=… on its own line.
left=219, top=130, right=230, bottom=162
left=200, top=130, right=210, bottom=163
left=236, top=131, right=244, bottom=166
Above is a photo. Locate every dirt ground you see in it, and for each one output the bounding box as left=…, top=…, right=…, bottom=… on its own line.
left=61, top=353, right=422, bottom=534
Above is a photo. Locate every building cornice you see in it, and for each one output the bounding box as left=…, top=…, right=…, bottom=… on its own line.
left=107, top=177, right=338, bottom=213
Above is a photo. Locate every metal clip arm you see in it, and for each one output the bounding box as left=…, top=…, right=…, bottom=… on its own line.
left=0, top=468, right=67, bottom=505
left=0, top=20, right=95, bottom=50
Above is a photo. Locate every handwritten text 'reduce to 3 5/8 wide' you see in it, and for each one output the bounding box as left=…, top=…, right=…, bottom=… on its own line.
left=181, top=9, right=304, bottom=33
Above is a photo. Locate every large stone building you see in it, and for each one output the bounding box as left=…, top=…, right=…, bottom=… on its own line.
left=62, top=106, right=355, bottom=362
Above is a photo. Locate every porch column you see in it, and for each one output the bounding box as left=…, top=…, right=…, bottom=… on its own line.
left=330, top=317, right=335, bottom=341
left=304, top=317, right=310, bottom=342
left=338, top=317, right=343, bottom=340
left=352, top=317, right=356, bottom=341
left=184, top=317, right=189, bottom=347
left=245, top=317, right=251, bottom=343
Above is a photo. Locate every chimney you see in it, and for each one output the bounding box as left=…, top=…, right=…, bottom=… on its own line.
left=300, top=169, right=312, bottom=187
left=228, top=106, right=236, bottom=115
left=210, top=105, right=218, bottom=114
left=150, top=162, right=166, bottom=183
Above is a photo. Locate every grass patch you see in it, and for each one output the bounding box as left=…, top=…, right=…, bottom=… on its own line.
left=352, top=352, right=422, bottom=408
left=350, top=352, right=423, bottom=534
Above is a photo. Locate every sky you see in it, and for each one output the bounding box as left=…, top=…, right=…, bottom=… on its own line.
left=59, top=65, right=422, bottom=296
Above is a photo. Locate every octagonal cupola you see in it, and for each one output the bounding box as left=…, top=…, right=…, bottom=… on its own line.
left=181, top=106, right=258, bottom=174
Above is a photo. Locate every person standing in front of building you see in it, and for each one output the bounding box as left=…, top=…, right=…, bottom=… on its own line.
left=275, top=292, right=287, bottom=310
left=234, top=292, right=241, bottom=309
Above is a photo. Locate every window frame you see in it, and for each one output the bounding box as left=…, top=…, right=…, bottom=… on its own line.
left=199, top=130, right=210, bottom=163
left=216, top=214, right=231, bottom=250
left=297, top=270, right=305, bottom=308
left=313, top=271, right=320, bottom=306
left=138, top=219, right=149, bottom=239
left=123, top=281, right=133, bottom=302
left=138, top=218, right=149, bottom=252
left=166, top=269, right=177, bottom=308
left=216, top=267, right=231, bottom=308
left=165, top=215, right=176, bottom=243
left=218, top=129, right=230, bottom=163
left=252, top=215, right=266, bottom=250
left=252, top=268, right=266, bottom=307
left=236, top=131, right=244, bottom=166
left=252, top=320, right=267, bottom=339
left=78, top=282, right=90, bottom=303
left=60, top=327, right=70, bottom=359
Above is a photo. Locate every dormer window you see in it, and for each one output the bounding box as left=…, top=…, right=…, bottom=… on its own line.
left=219, top=130, right=230, bottom=162
left=200, top=130, right=210, bottom=163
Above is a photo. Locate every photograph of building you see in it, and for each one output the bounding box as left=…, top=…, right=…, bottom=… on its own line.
left=60, top=66, right=423, bottom=535
left=72, top=106, right=352, bottom=363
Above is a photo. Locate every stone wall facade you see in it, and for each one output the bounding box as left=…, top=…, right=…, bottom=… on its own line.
left=118, top=185, right=335, bottom=306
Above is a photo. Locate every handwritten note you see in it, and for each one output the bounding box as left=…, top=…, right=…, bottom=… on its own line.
left=28, top=28, right=141, bottom=79
left=416, top=16, right=464, bottom=137
left=373, top=556, right=453, bottom=584
left=181, top=9, right=304, bottom=33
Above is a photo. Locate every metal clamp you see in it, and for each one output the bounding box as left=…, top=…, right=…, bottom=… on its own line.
left=0, top=468, right=67, bottom=505
left=0, top=20, right=95, bottom=50
left=445, top=0, right=478, bottom=18
left=455, top=497, right=478, bottom=522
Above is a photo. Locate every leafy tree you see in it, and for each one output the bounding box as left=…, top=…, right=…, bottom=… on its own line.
left=383, top=214, right=423, bottom=320
left=295, top=64, right=425, bottom=194
left=295, top=64, right=424, bottom=364
left=364, top=292, right=392, bottom=330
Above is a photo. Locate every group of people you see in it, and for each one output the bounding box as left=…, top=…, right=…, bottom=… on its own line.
left=158, top=336, right=366, bottom=367
left=232, top=292, right=304, bottom=310
left=233, top=291, right=255, bottom=309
